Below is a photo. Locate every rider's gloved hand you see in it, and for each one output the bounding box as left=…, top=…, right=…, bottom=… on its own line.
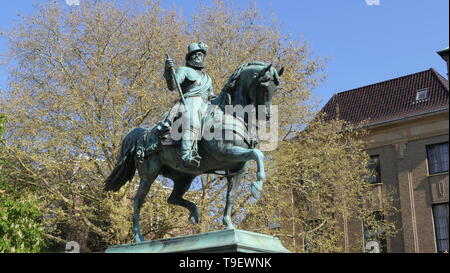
left=165, top=58, right=175, bottom=71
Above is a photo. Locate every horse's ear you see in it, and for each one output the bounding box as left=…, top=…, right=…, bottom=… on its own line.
left=259, top=64, right=272, bottom=78
left=277, top=66, right=284, bottom=77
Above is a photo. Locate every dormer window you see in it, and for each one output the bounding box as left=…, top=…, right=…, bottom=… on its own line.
left=416, top=88, right=428, bottom=101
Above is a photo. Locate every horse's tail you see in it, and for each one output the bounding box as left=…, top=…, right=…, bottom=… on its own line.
left=104, top=128, right=144, bottom=192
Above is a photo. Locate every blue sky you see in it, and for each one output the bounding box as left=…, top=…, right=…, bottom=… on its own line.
left=0, top=0, right=448, bottom=108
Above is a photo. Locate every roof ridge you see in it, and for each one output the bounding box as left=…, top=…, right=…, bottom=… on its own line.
left=321, top=68, right=449, bottom=126
left=333, top=68, right=434, bottom=96
left=430, top=68, right=449, bottom=92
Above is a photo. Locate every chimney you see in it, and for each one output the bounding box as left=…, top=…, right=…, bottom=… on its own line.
left=436, top=46, right=449, bottom=79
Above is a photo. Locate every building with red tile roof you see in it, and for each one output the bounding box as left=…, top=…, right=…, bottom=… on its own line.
left=320, top=63, right=448, bottom=253
left=321, top=68, right=448, bottom=127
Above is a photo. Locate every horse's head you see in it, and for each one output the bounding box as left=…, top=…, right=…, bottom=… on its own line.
left=243, top=63, right=284, bottom=121
left=217, top=62, right=284, bottom=122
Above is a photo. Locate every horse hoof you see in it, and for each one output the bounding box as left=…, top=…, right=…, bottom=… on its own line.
left=189, top=213, right=200, bottom=225
left=251, top=188, right=262, bottom=199
left=257, top=172, right=266, bottom=182
left=189, top=217, right=199, bottom=225
left=223, top=217, right=235, bottom=229
left=251, top=182, right=263, bottom=200
left=133, top=234, right=145, bottom=243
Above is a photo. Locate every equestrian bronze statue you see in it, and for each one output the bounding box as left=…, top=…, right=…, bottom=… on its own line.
left=104, top=42, right=284, bottom=242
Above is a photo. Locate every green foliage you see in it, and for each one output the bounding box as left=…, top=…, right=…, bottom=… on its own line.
left=0, top=192, right=45, bottom=253
left=0, top=115, right=45, bottom=253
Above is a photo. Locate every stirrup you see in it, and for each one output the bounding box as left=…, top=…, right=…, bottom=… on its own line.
left=181, top=151, right=202, bottom=168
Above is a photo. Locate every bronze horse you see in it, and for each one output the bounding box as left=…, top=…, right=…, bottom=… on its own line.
left=105, top=62, right=283, bottom=242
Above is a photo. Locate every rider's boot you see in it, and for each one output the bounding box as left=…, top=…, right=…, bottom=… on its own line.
left=180, top=127, right=202, bottom=168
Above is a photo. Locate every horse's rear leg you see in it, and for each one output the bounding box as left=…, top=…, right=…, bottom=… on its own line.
left=167, top=176, right=199, bottom=225
left=133, top=156, right=160, bottom=243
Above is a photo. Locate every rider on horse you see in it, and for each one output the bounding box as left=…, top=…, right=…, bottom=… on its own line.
left=164, top=42, right=216, bottom=168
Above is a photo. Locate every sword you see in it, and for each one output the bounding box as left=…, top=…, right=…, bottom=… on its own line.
left=165, top=54, right=186, bottom=106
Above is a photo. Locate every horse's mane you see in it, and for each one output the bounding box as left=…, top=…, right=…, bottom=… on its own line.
left=222, top=62, right=270, bottom=93
left=212, top=62, right=270, bottom=109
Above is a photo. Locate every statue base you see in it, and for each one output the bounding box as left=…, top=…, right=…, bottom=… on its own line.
left=105, top=229, right=290, bottom=253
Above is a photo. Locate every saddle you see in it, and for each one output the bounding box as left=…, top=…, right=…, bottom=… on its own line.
left=158, top=102, right=258, bottom=148
left=136, top=101, right=259, bottom=162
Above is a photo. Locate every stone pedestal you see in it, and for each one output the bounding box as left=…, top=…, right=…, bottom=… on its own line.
left=105, top=229, right=290, bottom=253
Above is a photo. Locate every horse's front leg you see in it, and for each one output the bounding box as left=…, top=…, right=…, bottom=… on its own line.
left=223, top=171, right=245, bottom=229
left=222, top=146, right=265, bottom=200
left=250, top=148, right=265, bottom=200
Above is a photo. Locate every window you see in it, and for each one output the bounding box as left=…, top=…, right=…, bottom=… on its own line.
left=427, top=143, right=449, bottom=174
left=433, top=203, right=449, bottom=253
left=415, top=88, right=428, bottom=101
left=363, top=211, right=387, bottom=253
left=367, top=155, right=381, bottom=184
